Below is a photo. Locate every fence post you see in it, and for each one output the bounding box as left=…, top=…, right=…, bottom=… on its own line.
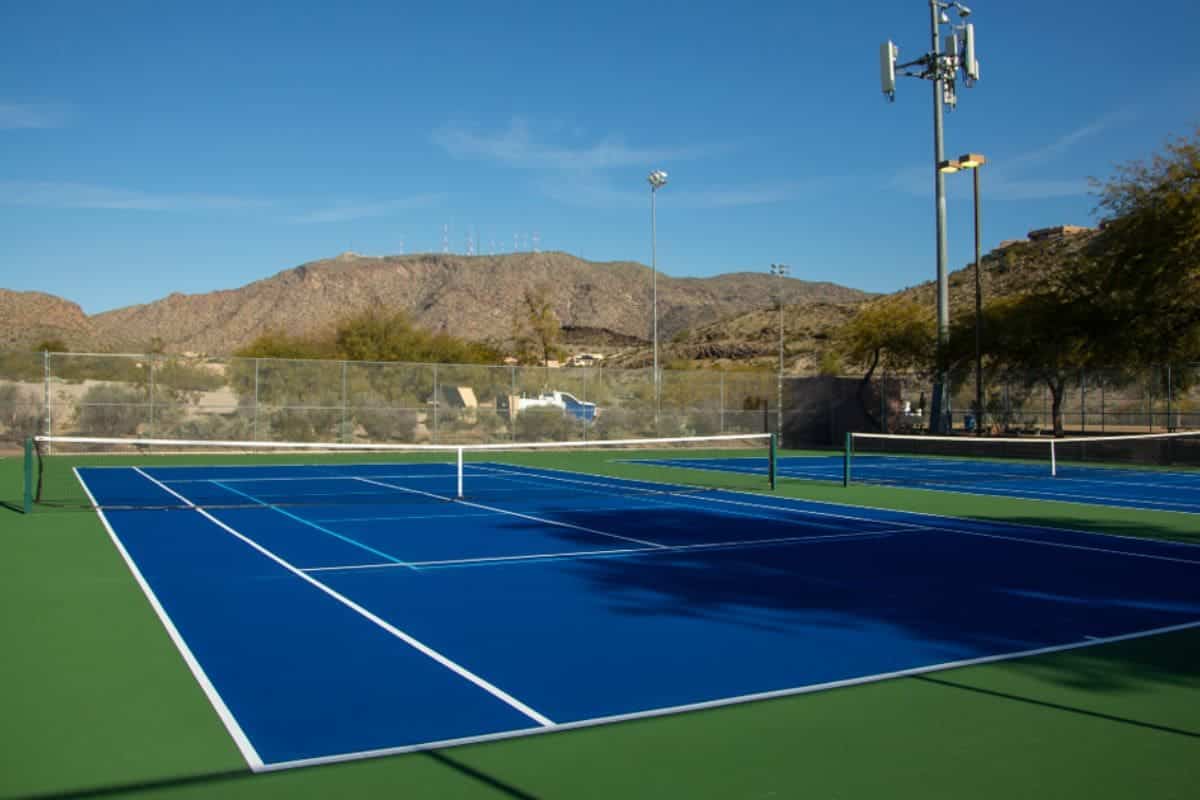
left=253, top=358, right=260, bottom=441
left=149, top=354, right=156, bottom=438
left=23, top=437, right=33, bottom=514
left=340, top=360, right=349, bottom=442
left=43, top=350, right=52, bottom=450
left=1167, top=364, right=1174, bottom=432
left=720, top=372, right=726, bottom=433
left=1080, top=368, right=1086, bottom=434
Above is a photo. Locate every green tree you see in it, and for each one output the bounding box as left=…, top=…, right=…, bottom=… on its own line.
left=836, top=299, right=935, bottom=430
left=512, top=286, right=566, bottom=367
left=1073, top=127, right=1200, bottom=365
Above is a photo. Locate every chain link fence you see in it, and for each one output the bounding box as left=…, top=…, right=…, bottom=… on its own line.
left=0, top=352, right=777, bottom=450
left=3, top=351, right=1198, bottom=451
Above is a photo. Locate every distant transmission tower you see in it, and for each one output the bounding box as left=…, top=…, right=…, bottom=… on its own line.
left=532, top=231, right=541, bottom=253
left=398, top=237, right=404, bottom=255
left=442, top=224, right=449, bottom=254
left=466, top=228, right=475, bottom=256
left=513, top=233, right=519, bottom=252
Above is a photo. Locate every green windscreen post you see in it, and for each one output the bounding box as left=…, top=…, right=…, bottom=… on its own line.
left=768, top=433, right=777, bottom=490
left=23, top=437, right=33, bottom=513
left=843, top=432, right=852, bottom=487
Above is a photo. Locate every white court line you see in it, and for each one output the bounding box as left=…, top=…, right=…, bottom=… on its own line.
left=259, top=618, right=1200, bottom=772
left=72, top=468, right=265, bottom=770
left=352, top=476, right=667, bottom=550
left=475, top=462, right=1200, bottom=564
left=469, top=465, right=870, bottom=533
left=165, top=471, right=456, bottom=484
left=302, top=530, right=903, bottom=573
left=128, top=467, right=556, bottom=739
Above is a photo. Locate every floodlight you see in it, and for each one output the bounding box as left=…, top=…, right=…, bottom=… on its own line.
left=957, top=153, right=986, bottom=169
left=939, top=10, right=950, bottom=24
left=938, top=159, right=961, bottom=173
left=648, top=170, right=669, bottom=190
left=954, top=3, right=972, bottom=17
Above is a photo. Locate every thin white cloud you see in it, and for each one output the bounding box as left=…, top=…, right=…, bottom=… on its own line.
left=0, top=102, right=71, bottom=130
left=0, top=181, right=268, bottom=211
left=1006, top=108, right=1137, bottom=169
left=432, top=118, right=724, bottom=170
left=286, top=194, right=446, bottom=224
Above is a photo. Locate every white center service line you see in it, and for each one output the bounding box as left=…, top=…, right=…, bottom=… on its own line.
left=129, top=467, right=555, bottom=730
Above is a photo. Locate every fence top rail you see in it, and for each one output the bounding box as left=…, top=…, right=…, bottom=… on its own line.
left=852, top=430, right=1198, bottom=446
left=35, top=433, right=772, bottom=453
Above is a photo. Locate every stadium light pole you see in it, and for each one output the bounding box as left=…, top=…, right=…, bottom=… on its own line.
left=648, top=169, right=668, bottom=425
left=770, top=263, right=790, bottom=437
left=940, top=153, right=987, bottom=435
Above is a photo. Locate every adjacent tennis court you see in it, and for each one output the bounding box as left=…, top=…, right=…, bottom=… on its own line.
left=69, top=449, right=1200, bottom=771
left=636, top=430, right=1200, bottom=513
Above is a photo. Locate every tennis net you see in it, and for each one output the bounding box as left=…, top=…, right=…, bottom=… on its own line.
left=843, top=430, right=1200, bottom=487
left=23, top=432, right=777, bottom=513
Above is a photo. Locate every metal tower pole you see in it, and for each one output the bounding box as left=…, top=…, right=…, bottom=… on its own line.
left=929, top=0, right=950, bottom=434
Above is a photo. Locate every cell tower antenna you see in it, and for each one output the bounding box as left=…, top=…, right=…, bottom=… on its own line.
left=442, top=224, right=449, bottom=254
left=466, top=228, right=475, bottom=256
left=878, top=0, right=983, bottom=434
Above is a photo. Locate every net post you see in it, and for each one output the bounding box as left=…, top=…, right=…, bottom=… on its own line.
left=23, top=437, right=34, bottom=514
left=768, top=433, right=777, bottom=491
left=1050, top=439, right=1057, bottom=477
left=456, top=446, right=464, bottom=499
left=843, top=432, right=852, bottom=487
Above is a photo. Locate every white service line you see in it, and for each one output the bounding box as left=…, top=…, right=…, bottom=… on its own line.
left=469, top=464, right=868, bottom=533
left=302, top=529, right=901, bottom=573
left=481, top=461, right=1200, bottom=562
left=352, top=476, right=666, bottom=549
left=129, top=466, right=555, bottom=735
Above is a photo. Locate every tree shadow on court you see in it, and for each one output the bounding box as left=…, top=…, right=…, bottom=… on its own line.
left=475, top=500, right=1200, bottom=706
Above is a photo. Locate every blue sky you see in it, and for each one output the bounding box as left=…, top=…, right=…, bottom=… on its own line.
left=1, top=0, right=1197, bottom=314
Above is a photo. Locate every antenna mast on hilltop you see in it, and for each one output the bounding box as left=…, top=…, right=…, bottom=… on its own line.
left=466, top=227, right=475, bottom=256
left=442, top=224, right=450, bottom=254
left=880, top=1, right=981, bottom=433
left=532, top=232, right=541, bottom=253
left=398, top=237, right=404, bottom=255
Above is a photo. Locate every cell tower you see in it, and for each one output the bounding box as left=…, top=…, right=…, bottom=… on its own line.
left=466, top=228, right=475, bottom=256
left=398, top=237, right=404, bottom=255
left=879, top=1, right=980, bottom=433
left=532, top=232, right=540, bottom=253
left=442, top=224, right=449, bottom=254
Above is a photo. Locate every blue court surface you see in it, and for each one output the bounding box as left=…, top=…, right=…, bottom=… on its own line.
left=76, top=460, right=1200, bottom=771
left=636, top=454, right=1200, bottom=514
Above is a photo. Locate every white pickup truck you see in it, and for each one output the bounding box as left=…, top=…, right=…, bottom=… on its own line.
left=514, top=391, right=598, bottom=422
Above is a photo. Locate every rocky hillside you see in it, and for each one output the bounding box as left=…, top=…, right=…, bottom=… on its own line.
left=1, top=251, right=871, bottom=355
left=0, top=289, right=97, bottom=350
left=622, top=227, right=1100, bottom=372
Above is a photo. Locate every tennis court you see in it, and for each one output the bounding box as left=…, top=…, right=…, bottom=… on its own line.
left=66, top=446, right=1200, bottom=771
left=637, top=431, right=1200, bottom=513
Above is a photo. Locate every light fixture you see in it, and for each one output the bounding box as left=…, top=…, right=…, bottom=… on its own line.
left=957, top=153, right=987, bottom=169
left=938, top=159, right=961, bottom=173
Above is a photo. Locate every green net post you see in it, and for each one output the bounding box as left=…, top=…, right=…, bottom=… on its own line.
left=768, top=433, right=777, bottom=491
left=23, top=437, right=34, bottom=514
left=843, top=432, right=852, bottom=487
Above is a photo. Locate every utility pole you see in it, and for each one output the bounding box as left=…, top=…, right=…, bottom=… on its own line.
left=881, top=2, right=981, bottom=433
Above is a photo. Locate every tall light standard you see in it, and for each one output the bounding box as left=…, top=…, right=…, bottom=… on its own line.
left=770, top=263, right=790, bottom=436
left=939, top=152, right=987, bottom=435
left=648, top=169, right=668, bottom=424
